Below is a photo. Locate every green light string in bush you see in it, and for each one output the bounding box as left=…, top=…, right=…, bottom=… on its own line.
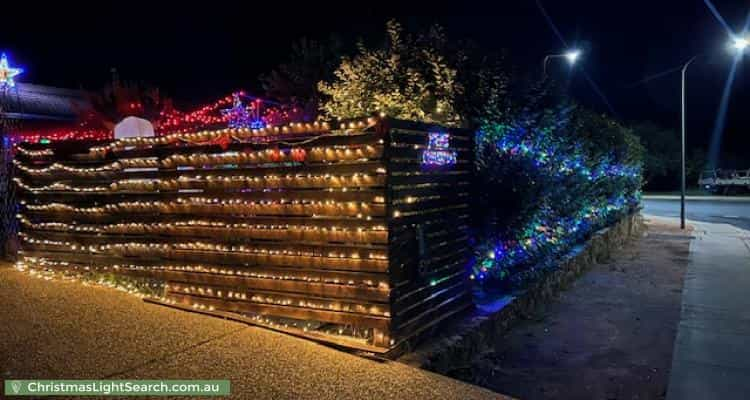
left=471, top=107, right=643, bottom=286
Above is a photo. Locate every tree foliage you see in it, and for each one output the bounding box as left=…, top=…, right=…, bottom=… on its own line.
left=629, top=121, right=707, bottom=190
left=87, top=77, right=171, bottom=130
left=313, top=19, right=644, bottom=287
left=318, top=20, right=470, bottom=126
left=473, top=82, right=643, bottom=285
left=274, top=20, right=644, bottom=289
left=260, top=36, right=345, bottom=121
left=629, top=122, right=680, bottom=188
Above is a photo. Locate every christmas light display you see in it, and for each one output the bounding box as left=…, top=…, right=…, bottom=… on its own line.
left=471, top=117, right=642, bottom=283
left=0, top=53, right=23, bottom=89
left=155, top=92, right=272, bottom=134
left=8, top=91, right=288, bottom=145
left=154, top=92, right=241, bottom=134
left=17, top=216, right=388, bottom=246
left=15, top=117, right=473, bottom=350
left=421, top=132, right=457, bottom=166
left=221, top=93, right=258, bottom=129
left=262, top=104, right=308, bottom=126
left=14, top=144, right=378, bottom=176
left=6, top=127, right=111, bottom=146
left=247, top=98, right=266, bottom=129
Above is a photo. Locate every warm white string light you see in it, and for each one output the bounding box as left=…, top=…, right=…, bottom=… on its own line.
left=17, top=216, right=387, bottom=242
left=15, top=116, right=406, bottom=347
left=168, top=282, right=388, bottom=317
left=21, top=233, right=388, bottom=261
left=20, top=257, right=390, bottom=289
left=15, top=171, right=385, bottom=194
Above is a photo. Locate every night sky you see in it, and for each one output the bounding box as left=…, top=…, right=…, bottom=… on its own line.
left=2, top=2, right=749, bottom=165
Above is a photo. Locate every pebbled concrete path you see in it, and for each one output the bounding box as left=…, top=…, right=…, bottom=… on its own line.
left=0, top=266, right=507, bottom=400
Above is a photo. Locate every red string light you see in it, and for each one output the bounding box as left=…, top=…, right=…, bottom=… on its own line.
left=9, top=91, right=309, bottom=145
left=8, top=127, right=112, bottom=145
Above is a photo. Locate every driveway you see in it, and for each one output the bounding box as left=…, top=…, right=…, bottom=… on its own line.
left=0, top=266, right=506, bottom=400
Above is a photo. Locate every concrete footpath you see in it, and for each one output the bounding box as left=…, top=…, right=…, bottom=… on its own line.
left=662, top=218, right=750, bottom=400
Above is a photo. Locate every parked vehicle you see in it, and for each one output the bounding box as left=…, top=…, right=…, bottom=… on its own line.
left=698, top=169, right=750, bottom=194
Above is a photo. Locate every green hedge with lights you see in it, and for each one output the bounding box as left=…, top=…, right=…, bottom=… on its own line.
left=470, top=91, right=644, bottom=287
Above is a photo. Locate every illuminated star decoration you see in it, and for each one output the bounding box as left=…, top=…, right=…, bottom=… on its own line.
left=0, top=53, right=23, bottom=89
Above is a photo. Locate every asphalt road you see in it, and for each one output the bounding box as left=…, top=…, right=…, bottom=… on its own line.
left=0, top=266, right=505, bottom=400
left=643, top=198, right=750, bottom=231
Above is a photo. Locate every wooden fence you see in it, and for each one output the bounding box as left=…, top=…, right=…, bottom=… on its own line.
left=13, top=117, right=473, bottom=352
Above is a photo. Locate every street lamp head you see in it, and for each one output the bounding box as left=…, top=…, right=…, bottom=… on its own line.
left=565, top=50, right=581, bottom=64
left=732, top=37, right=749, bottom=52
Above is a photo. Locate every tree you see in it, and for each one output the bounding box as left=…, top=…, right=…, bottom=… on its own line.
left=318, top=20, right=464, bottom=126
left=260, top=36, right=345, bottom=122
left=87, top=74, right=171, bottom=130
left=629, top=121, right=680, bottom=189
left=686, top=147, right=708, bottom=186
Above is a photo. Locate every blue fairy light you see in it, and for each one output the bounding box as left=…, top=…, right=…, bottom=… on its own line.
left=422, top=132, right=457, bottom=166
left=471, top=115, right=642, bottom=283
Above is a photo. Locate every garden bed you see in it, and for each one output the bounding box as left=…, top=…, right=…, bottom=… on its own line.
left=399, top=211, right=643, bottom=366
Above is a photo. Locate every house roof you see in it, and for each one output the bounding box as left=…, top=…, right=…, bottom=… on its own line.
left=0, top=83, right=91, bottom=121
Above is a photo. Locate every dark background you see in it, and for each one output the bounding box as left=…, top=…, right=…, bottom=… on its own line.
left=2, top=1, right=748, bottom=167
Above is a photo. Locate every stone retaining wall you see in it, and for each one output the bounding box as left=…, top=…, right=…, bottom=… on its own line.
left=399, top=212, right=644, bottom=371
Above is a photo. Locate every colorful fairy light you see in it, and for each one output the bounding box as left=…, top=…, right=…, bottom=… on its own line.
left=8, top=90, right=305, bottom=146
left=221, top=93, right=255, bottom=129
left=156, top=92, right=269, bottom=134
left=7, top=127, right=112, bottom=145
left=421, top=132, right=457, bottom=166
left=471, top=116, right=642, bottom=283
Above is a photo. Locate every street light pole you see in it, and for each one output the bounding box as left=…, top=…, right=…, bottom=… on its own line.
left=680, top=56, right=697, bottom=230
left=677, top=37, right=748, bottom=230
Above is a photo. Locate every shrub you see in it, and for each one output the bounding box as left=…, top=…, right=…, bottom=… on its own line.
left=472, top=89, right=643, bottom=286
left=314, top=19, right=644, bottom=289
left=318, top=20, right=463, bottom=126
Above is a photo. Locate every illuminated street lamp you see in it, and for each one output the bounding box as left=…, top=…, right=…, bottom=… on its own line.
left=564, top=50, right=581, bottom=63
left=732, top=37, right=749, bottom=51
left=543, top=49, right=582, bottom=78
left=678, top=36, right=747, bottom=230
